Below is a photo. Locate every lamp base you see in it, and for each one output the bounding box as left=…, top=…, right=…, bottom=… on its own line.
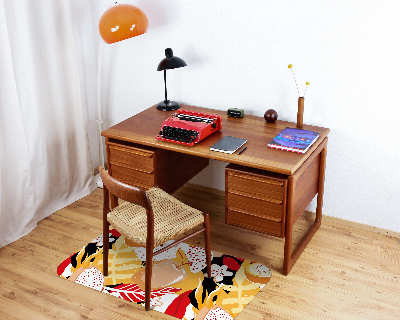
left=156, top=100, right=180, bottom=111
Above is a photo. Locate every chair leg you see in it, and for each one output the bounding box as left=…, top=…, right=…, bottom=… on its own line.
left=203, top=212, right=212, bottom=278
left=145, top=241, right=154, bottom=311
left=103, top=220, right=110, bottom=276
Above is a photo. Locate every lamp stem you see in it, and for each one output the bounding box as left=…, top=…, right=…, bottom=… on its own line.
left=95, top=40, right=106, bottom=188
left=164, top=69, right=168, bottom=103
left=97, top=40, right=105, bottom=169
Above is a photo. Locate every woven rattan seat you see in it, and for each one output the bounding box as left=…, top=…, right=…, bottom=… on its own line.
left=99, top=166, right=211, bottom=311
left=107, top=187, right=204, bottom=247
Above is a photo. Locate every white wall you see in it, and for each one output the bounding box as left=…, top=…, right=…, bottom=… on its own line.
left=76, top=0, right=400, bottom=233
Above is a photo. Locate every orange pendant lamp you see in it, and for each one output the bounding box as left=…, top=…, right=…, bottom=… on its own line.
left=99, top=3, right=148, bottom=44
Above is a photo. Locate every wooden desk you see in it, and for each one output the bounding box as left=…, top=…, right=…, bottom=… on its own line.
left=102, top=104, right=329, bottom=275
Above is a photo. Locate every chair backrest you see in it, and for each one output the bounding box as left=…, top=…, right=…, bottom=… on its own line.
left=99, top=165, right=152, bottom=212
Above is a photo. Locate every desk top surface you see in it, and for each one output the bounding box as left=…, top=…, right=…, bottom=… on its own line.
left=102, top=104, right=330, bottom=175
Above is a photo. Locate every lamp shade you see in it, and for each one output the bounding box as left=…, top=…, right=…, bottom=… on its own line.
left=99, top=4, right=148, bottom=44
left=157, top=48, right=187, bottom=71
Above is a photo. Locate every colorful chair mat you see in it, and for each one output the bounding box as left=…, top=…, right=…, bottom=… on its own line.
left=57, top=229, right=271, bottom=319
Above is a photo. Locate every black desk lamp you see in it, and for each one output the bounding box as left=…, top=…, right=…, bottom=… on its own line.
left=156, top=48, right=187, bottom=111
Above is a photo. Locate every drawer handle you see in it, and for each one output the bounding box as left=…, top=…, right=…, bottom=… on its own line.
left=229, top=207, right=282, bottom=222
left=228, top=190, right=283, bottom=205
left=110, top=145, right=153, bottom=158
left=228, top=172, right=283, bottom=187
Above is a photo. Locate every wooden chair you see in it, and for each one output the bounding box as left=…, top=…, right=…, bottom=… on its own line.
left=99, top=166, right=212, bottom=311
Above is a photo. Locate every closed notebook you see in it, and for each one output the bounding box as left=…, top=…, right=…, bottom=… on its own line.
left=210, top=136, right=247, bottom=154
left=267, top=127, right=319, bottom=154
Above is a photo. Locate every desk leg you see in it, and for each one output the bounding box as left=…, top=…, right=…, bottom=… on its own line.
left=283, top=144, right=327, bottom=275
left=105, top=137, right=119, bottom=209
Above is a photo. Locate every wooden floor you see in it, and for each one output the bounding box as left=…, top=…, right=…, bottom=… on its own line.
left=1, top=184, right=399, bottom=320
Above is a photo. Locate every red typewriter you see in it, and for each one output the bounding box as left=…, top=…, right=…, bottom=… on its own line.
left=156, top=109, right=222, bottom=146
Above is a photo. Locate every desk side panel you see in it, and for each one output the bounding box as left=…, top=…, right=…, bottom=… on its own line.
left=290, top=139, right=327, bottom=222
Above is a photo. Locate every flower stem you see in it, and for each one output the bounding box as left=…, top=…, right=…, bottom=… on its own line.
left=290, top=69, right=299, bottom=96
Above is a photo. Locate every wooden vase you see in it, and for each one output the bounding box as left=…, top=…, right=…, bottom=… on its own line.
left=297, top=97, right=304, bottom=129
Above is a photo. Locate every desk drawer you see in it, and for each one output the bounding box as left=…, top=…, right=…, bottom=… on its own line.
left=109, top=143, right=154, bottom=173
left=226, top=170, right=285, bottom=201
left=226, top=208, right=283, bottom=237
left=227, top=190, right=283, bottom=221
left=111, top=164, right=153, bottom=190
left=225, top=164, right=287, bottom=238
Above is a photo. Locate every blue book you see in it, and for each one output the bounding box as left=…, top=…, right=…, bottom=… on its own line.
left=267, top=127, right=319, bottom=154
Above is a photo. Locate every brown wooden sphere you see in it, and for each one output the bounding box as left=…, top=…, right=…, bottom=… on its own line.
left=264, top=109, right=278, bottom=123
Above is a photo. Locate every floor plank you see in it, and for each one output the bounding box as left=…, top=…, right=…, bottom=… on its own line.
left=0, top=185, right=399, bottom=319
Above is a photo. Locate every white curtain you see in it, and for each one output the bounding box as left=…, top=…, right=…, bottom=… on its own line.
left=0, top=0, right=96, bottom=248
